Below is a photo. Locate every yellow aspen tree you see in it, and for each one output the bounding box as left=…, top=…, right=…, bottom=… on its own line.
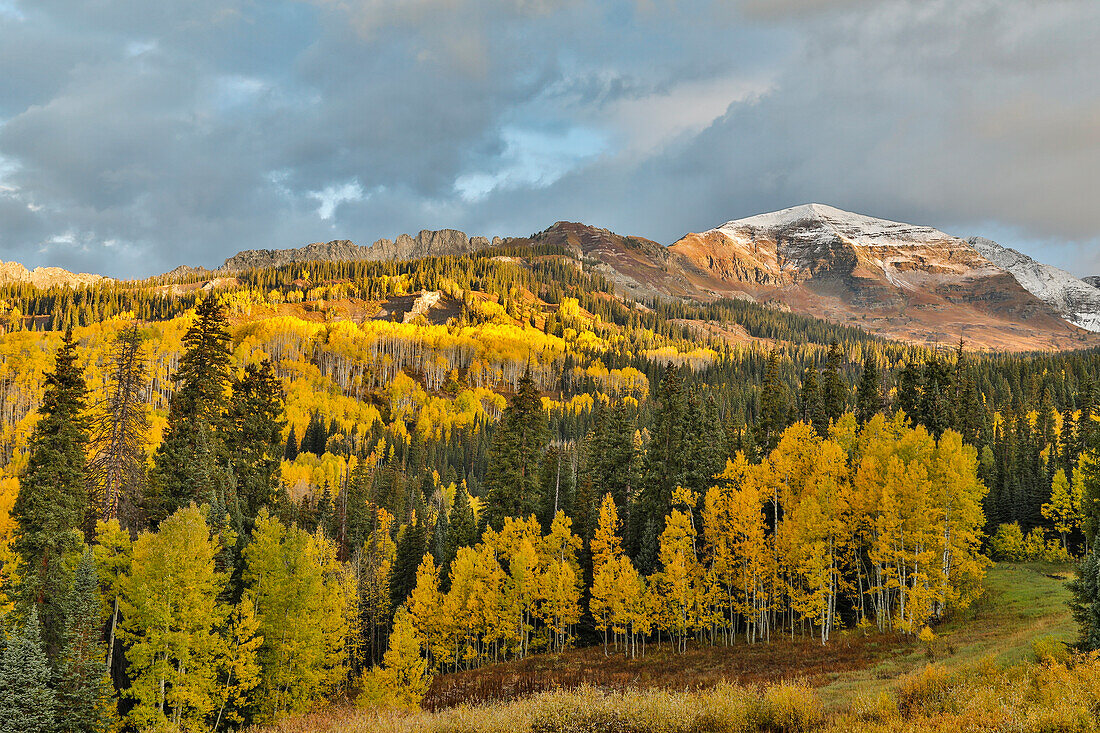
left=213, top=596, right=263, bottom=730
left=92, top=518, right=132, bottom=672
left=441, top=547, right=480, bottom=672
left=503, top=538, right=539, bottom=658
left=1044, top=469, right=1078, bottom=550
left=405, top=555, right=444, bottom=671
left=537, top=557, right=581, bottom=653
left=374, top=605, right=430, bottom=708
left=120, top=505, right=228, bottom=731
left=929, top=430, right=989, bottom=617
left=591, top=493, right=623, bottom=574
left=654, top=508, right=700, bottom=653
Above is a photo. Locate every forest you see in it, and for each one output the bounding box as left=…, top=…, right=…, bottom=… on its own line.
left=1, top=248, right=1100, bottom=731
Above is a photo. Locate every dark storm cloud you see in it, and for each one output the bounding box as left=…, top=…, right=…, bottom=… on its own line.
left=0, top=0, right=1097, bottom=277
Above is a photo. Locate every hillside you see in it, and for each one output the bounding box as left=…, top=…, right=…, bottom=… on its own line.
left=144, top=206, right=1100, bottom=352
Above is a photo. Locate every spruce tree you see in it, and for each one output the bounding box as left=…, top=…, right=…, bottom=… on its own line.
left=821, top=341, right=847, bottom=424
left=226, top=359, right=287, bottom=521
left=149, top=298, right=233, bottom=522
left=390, top=519, right=427, bottom=612
left=800, top=366, right=827, bottom=434
left=633, top=364, right=687, bottom=555
left=855, top=356, right=882, bottom=424
left=1069, top=551, right=1100, bottom=651
left=0, top=610, right=57, bottom=733
left=55, top=550, right=116, bottom=733
left=756, top=350, right=789, bottom=454
left=87, top=323, right=150, bottom=532
left=482, top=369, right=548, bottom=529
left=12, top=329, right=90, bottom=654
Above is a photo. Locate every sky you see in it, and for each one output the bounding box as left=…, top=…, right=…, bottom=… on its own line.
left=1, top=0, right=1098, bottom=279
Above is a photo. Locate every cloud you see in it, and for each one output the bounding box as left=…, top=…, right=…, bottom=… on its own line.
left=0, top=0, right=1097, bottom=277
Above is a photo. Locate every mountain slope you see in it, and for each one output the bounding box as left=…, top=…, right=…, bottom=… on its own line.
left=967, top=237, right=1100, bottom=333
left=659, top=204, right=1094, bottom=350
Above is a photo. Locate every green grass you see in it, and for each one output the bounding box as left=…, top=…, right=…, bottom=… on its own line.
left=818, top=562, right=1077, bottom=708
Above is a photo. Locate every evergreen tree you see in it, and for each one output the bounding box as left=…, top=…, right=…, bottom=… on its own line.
left=1069, top=551, right=1100, bottom=651
left=284, top=425, right=299, bottom=461
left=800, top=366, right=827, bottom=435
left=482, top=369, right=548, bottom=529
left=149, top=298, right=233, bottom=522
left=442, top=487, right=477, bottom=580
left=55, top=550, right=116, bottom=733
left=0, top=610, right=56, bottom=733
left=821, top=342, right=847, bottom=423
left=227, top=359, right=287, bottom=522
left=756, top=350, right=789, bottom=453
left=87, top=323, right=150, bottom=532
left=855, top=355, right=883, bottom=424
left=390, top=519, right=427, bottom=612
left=12, top=329, right=91, bottom=654
left=633, top=365, right=687, bottom=556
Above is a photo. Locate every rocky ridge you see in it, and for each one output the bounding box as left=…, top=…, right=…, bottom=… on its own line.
left=0, top=261, right=109, bottom=289
left=967, top=237, right=1100, bottom=333
left=217, top=229, right=503, bottom=273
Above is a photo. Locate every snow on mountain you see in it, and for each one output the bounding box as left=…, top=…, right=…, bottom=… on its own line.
left=967, top=237, right=1100, bottom=333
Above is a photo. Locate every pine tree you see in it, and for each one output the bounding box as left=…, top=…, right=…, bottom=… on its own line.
left=0, top=609, right=56, bottom=733
left=149, top=298, right=234, bottom=522
left=55, top=550, right=116, bottom=733
left=442, top=487, right=477, bottom=580
left=821, top=342, right=847, bottom=424
left=284, top=425, right=299, bottom=461
left=12, top=329, right=91, bottom=655
left=482, top=369, right=548, bottom=529
left=1069, top=551, right=1100, bottom=651
left=800, top=366, right=827, bottom=435
left=87, top=323, right=150, bottom=532
left=634, top=365, right=688, bottom=557
left=226, top=359, right=287, bottom=522
left=855, top=356, right=882, bottom=424
left=390, top=519, right=427, bottom=612
left=756, top=350, right=789, bottom=454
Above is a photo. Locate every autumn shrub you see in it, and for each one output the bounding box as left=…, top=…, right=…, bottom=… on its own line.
left=847, top=690, right=899, bottom=724
left=1032, top=636, right=1071, bottom=664
left=895, top=663, right=952, bottom=716
left=755, top=682, right=824, bottom=733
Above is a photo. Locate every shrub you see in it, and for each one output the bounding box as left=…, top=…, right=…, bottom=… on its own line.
left=895, top=664, right=951, bottom=716
left=756, top=682, right=824, bottom=733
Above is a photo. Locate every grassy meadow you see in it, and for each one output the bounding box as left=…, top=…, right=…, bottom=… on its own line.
left=250, top=562, right=1088, bottom=732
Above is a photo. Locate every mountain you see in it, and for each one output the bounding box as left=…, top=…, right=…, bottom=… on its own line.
left=967, top=237, right=1100, bottom=333
left=0, top=261, right=109, bottom=289
left=653, top=204, right=1095, bottom=350
left=1084, top=276, right=1100, bottom=289
left=217, top=229, right=502, bottom=273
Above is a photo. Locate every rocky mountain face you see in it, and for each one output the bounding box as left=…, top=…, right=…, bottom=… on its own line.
left=0, top=261, right=109, bottom=289
left=650, top=204, right=1096, bottom=350
left=1084, top=276, right=1100, bottom=289
left=217, top=229, right=503, bottom=273
left=967, top=237, right=1100, bottom=333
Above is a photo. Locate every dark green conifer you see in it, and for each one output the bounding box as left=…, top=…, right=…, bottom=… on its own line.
left=482, top=368, right=548, bottom=529
left=55, top=550, right=115, bottom=733
left=0, top=610, right=57, bottom=733
left=227, top=359, right=287, bottom=521
left=12, top=329, right=90, bottom=654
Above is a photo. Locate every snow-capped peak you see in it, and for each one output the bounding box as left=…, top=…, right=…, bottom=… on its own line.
left=967, top=236, right=1100, bottom=333
left=715, top=203, right=955, bottom=248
